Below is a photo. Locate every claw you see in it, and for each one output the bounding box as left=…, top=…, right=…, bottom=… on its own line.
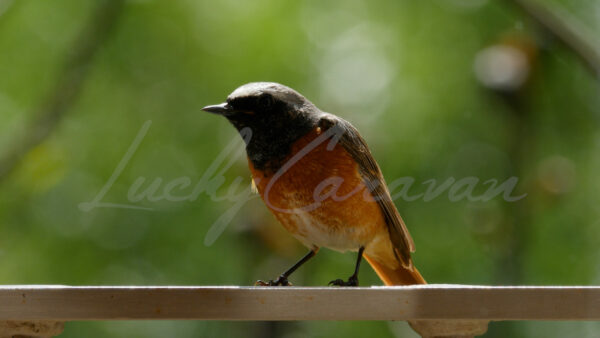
left=254, top=280, right=272, bottom=286
left=328, top=275, right=359, bottom=287
left=254, top=275, right=292, bottom=286
left=328, top=279, right=344, bottom=286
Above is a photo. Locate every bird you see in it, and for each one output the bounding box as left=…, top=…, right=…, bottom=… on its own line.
left=202, top=82, right=425, bottom=287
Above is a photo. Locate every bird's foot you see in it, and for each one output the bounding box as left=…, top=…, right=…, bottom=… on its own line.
left=328, top=275, right=359, bottom=287
left=254, top=275, right=292, bottom=286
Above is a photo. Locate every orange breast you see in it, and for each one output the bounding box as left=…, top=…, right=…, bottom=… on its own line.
left=249, top=128, right=388, bottom=252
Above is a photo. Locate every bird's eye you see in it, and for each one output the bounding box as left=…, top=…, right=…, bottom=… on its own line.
left=258, top=94, right=274, bottom=109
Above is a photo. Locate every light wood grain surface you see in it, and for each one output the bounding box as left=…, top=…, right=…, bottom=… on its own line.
left=0, top=285, right=598, bottom=321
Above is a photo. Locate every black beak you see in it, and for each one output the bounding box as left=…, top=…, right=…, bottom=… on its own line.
left=202, top=102, right=237, bottom=116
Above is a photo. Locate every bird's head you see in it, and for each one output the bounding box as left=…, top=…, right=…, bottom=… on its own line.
left=202, top=82, right=321, bottom=170
left=202, top=82, right=318, bottom=129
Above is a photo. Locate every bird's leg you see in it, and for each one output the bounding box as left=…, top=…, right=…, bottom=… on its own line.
left=329, top=246, right=365, bottom=287
left=255, top=248, right=318, bottom=286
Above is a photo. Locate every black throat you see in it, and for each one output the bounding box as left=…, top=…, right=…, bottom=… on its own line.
left=227, top=110, right=318, bottom=174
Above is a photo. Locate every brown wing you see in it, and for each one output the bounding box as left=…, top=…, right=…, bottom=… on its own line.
left=318, top=114, right=416, bottom=269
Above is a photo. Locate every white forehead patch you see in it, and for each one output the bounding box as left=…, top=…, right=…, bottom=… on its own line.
left=227, top=82, right=307, bottom=106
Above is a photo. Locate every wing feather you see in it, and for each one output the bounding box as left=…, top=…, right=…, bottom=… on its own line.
left=318, top=114, right=415, bottom=269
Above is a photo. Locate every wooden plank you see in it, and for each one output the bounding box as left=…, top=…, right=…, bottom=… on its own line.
left=0, top=285, right=599, bottom=321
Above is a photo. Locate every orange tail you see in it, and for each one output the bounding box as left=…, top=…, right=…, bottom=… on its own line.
left=364, top=254, right=426, bottom=285
left=365, top=256, right=488, bottom=337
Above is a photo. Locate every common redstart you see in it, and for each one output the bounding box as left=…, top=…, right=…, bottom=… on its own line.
left=203, top=82, right=425, bottom=286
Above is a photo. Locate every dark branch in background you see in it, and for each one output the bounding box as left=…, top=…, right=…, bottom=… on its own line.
left=0, top=0, right=124, bottom=183
left=512, top=0, right=600, bottom=75
left=481, top=1, right=600, bottom=336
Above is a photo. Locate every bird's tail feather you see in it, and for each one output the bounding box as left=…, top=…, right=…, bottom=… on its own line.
left=365, top=254, right=489, bottom=337
left=364, top=254, right=426, bottom=285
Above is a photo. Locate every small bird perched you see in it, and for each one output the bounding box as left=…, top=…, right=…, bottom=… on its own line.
left=203, top=82, right=425, bottom=287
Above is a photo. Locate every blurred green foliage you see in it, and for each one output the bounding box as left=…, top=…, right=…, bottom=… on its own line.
left=0, top=0, right=599, bottom=337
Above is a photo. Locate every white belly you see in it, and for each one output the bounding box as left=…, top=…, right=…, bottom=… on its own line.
left=285, top=208, right=365, bottom=252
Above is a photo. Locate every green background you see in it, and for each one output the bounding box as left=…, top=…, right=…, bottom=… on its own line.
left=0, top=0, right=599, bottom=337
